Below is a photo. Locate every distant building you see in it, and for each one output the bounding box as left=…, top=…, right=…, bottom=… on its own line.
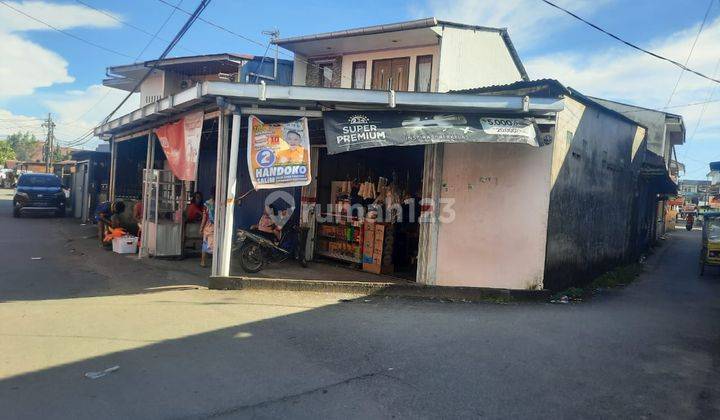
left=709, top=161, right=720, bottom=185
left=679, top=179, right=712, bottom=206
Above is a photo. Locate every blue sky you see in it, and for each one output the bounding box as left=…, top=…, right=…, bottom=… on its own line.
left=0, top=0, right=718, bottom=179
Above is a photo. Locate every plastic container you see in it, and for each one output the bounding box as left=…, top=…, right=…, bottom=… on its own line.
left=112, top=236, right=138, bottom=254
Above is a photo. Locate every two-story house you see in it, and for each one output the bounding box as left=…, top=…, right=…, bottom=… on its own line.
left=274, top=17, right=528, bottom=92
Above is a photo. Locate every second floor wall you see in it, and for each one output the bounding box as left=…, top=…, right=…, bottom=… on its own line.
left=286, top=20, right=526, bottom=93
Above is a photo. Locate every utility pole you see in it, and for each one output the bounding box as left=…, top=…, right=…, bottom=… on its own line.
left=41, top=113, right=55, bottom=173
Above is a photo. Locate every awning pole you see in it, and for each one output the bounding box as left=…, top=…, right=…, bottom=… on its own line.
left=109, top=139, right=117, bottom=201
left=139, top=133, right=155, bottom=259
left=219, top=112, right=241, bottom=276
left=211, top=113, right=229, bottom=277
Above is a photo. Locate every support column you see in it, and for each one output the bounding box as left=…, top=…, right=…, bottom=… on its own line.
left=139, top=134, right=155, bottom=258
left=109, top=139, right=117, bottom=201
left=211, top=114, right=230, bottom=277
left=416, top=143, right=444, bottom=285
left=219, top=112, right=242, bottom=276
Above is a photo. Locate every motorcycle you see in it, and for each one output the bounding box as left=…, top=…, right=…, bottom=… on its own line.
left=235, top=223, right=308, bottom=273
left=686, top=216, right=695, bottom=231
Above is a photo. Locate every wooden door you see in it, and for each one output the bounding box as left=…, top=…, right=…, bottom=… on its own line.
left=371, top=57, right=410, bottom=91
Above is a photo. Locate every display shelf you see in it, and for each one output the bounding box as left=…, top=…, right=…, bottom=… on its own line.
left=317, top=234, right=362, bottom=243
left=315, top=250, right=362, bottom=264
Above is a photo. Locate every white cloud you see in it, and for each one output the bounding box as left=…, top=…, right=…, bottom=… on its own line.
left=0, top=1, right=120, bottom=32
left=44, top=84, right=139, bottom=149
left=0, top=32, right=74, bottom=96
left=524, top=16, right=720, bottom=168
left=1, top=85, right=139, bottom=150
left=412, top=0, right=612, bottom=48
left=0, top=109, right=47, bottom=140
left=0, top=1, right=121, bottom=97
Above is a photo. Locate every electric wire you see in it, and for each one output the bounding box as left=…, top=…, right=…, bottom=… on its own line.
left=0, top=0, right=133, bottom=58
left=100, top=0, right=213, bottom=126
left=664, top=0, right=716, bottom=109
left=539, top=0, right=720, bottom=84
left=73, top=0, right=198, bottom=55
left=153, top=0, right=359, bottom=86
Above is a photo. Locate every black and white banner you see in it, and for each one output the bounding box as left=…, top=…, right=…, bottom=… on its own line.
left=323, top=111, right=547, bottom=154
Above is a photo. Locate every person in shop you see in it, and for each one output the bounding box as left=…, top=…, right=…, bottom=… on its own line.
left=133, top=200, right=143, bottom=238
left=252, top=204, right=283, bottom=242
left=96, top=200, right=126, bottom=247
left=199, top=187, right=215, bottom=268
left=186, top=191, right=204, bottom=223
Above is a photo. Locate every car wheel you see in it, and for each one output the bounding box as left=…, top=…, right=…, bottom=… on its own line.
left=12, top=208, right=20, bottom=218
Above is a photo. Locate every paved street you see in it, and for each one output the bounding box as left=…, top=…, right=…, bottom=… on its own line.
left=1, top=188, right=719, bottom=419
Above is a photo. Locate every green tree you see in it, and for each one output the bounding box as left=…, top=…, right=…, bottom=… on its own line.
left=0, top=141, right=16, bottom=165
left=52, top=145, right=70, bottom=161
left=6, top=131, right=39, bottom=161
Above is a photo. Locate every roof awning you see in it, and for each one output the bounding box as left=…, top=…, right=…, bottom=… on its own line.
left=94, top=81, right=564, bottom=139
left=641, top=150, right=677, bottom=195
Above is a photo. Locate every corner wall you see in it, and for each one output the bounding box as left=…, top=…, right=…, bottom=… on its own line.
left=434, top=142, right=553, bottom=290
left=436, top=27, right=523, bottom=92
left=544, top=97, right=647, bottom=290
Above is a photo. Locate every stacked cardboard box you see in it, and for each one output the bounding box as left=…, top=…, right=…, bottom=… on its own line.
left=362, top=221, right=393, bottom=274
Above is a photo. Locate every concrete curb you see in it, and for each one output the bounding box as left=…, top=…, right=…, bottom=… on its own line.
left=209, top=276, right=551, bottom=303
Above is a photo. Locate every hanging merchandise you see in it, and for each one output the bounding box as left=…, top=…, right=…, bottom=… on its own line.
left=154, top=111, right=204, bottom=181
left=247, top=116, right=312, bottom=189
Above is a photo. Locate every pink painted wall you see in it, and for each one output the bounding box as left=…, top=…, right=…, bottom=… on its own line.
left=435, top=142, right=553, bottom=290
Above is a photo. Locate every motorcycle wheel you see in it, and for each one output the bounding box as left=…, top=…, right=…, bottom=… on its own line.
left=239, top=242, right=264, bottom=273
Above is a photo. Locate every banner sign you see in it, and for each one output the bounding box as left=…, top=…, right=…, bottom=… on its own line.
left=154, top=111, right=203, bottom=181
left=323, top=111, right=543, bottom=154
left=247, top=116, right=311, bottom=190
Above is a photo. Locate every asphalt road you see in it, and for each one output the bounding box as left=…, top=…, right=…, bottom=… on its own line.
left=1, top=188, right=719, bottom=419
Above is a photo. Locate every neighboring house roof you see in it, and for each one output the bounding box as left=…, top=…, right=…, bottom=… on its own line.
left=104, top=53, right=294, bottom=92
left=274, top=17, right=529, bottom=81
left=587, top=95, right=685, bottom=145
left=106, top=53, right=256, bottom=76
left=457, top=79, right=645, bottom=129
left=680, top=180, right=712, bottom=186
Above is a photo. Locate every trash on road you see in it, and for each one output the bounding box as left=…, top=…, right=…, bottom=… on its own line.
left=550, top=295, right=570, bottom=304
left=84, top=365, right=120, bottom=379
left=30, top=257, right=42, bottom=260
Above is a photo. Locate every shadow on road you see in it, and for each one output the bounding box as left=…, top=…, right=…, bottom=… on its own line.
left=0, top=190, right=209, bottom=302
left=0, top=220, right=719, bottom=418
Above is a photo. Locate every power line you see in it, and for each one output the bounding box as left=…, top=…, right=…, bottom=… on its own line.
left=681, top=56, right=720, bottom=162
left=73, top=0, right=198, bottom=56
left=0, top=0, right=133, bottom=59
left=153, top=0, right=358, bottom=87
left=135, top=0, right=184, bottom=59
left=58, top=0, right=188, bottom=142
left=664, top=0, right=715, bottom=109
left=100, top=0, right=213, bottom=126
left=539, top=0, right=720, bottom=84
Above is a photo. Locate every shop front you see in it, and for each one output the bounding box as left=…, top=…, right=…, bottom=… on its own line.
left=96, top=81, right=563, bottom=290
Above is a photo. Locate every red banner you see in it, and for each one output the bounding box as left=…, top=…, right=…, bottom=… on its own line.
left=154, top=111, right=203, bottom=181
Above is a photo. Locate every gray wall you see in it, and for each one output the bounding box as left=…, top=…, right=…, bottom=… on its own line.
left=591, top=98, right=668, bottom=163
left=544, top=97, right=648, bottom=290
